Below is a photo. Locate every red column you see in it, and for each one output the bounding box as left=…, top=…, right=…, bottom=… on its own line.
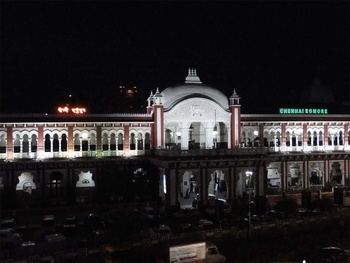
left=96, top=125, right=102, bottom=157
left=259, top=124, right=264, bottom=146
left=68, top=126, right=73, bottom=158
left=303, top=124, right=308, bottom=148
left=344, top=124, right=348, bottom=146
left=324, top=124, right=328, bottom=146
left=37, top=125, right=44, bottom=158
left=230, top=105, right=241, bottom=149
left=153, top=105, right=164, bottom=148
left=281, top=123, right=286, bottom=149
left=124, top=126, right=130, bottom=156
left=6, top=126, right=13, bottom=160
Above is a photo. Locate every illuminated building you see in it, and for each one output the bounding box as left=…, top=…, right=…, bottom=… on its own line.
left=0, top=68, right=349, bottom=209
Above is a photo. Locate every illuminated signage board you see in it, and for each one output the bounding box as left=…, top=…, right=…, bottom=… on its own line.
left=279, top=108, right=328, bottom=114
left=57, top=106, right=87, bottom=114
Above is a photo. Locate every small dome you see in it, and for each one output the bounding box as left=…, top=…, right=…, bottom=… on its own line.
left=161, top=68, right=229, bottom=111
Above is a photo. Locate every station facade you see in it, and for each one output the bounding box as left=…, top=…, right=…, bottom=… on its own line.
left=0, top=69, right=349, bottom=209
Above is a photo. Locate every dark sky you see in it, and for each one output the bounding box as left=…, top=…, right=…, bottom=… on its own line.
left=1, top=1, right=349, bottom=114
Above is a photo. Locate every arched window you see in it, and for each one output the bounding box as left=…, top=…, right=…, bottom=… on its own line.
left=339, top=131, right=343, bottom=145
left=269, top=132, right=275, bottom=147
left=102, top=134, right=108, bottom=151
left=23, top=134, right=29, bottom=153
left=291, top=133, right=296, bottom=147
left=276, top=131, right=281, bottom=147
left=145, top=133, right=151, bottom=150
left=117, top=133, right=123, bottom=150
left=53, top=134, right=59, bottom=152
left=130, top=133, right=136, bottom=150
left=318, top=131, right=323, bottom=146
left=14, top=134, right=20, bottom=153
left=74, top=134, right=80, bottom=151
left=286, top=132, right=291, bottom=147
left=307, top=131, right=312, bottom=146
left=263, top=131, right=269, bottom=147
left=312, top=131, right=317, bottom=146
left=165, top=129, right=172, bottom=148
left=110, top=133, right=116, bottom=151
left=137, top=133, right=143, bottom=150
left=47, top=171, right=63, bottom=198
left=45, top=134, right=51, bottom=152
left=61, top=134, right=67, bottom=152
left=90, top=133, right=96, bottom=151
left=297, top=134, right=302, bottom=146
left=0, top=134, right=6, bottom=153
left=31, top=134, right=37, bottom=152
left=328, top=134, right=332, bottom=145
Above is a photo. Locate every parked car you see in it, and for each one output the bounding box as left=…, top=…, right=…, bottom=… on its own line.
left=195, top=219, right=215, bottom=232
left=157, top=225, right=172, bottom=238
left=40, top=215, right=56, bottom=238
left=63, top=216, right=77, bottom=235
left=0, top=228, right=23, bottom=249
left=305, top=247, right=350, bottom=262
left=172, top=222, right=194, bottom=235
left=84, top=213, right=105, bottom=234
left=0, top=218, right=15, bottom=229
left=143, top=206, right=155, bottom=220
left=42, top=215, right=55, bottom=228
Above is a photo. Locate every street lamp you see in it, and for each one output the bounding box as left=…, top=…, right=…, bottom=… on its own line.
left=245, top=170, right=253, bottom=238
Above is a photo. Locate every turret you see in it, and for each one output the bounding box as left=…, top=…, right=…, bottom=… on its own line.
left=153, top=87, right=163, bottom=105
left=229, top=89, right=241, bottom=149
left=229, top=89, right=240, bottom=105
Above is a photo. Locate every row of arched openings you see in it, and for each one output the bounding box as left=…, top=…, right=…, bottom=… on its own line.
left=0, top=132, right=152, bottom=153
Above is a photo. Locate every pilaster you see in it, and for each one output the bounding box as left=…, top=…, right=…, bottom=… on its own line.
left=6, top=126, right=13, bottom=160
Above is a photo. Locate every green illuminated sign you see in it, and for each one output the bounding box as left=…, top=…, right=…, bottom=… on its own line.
left=279, top=108, right=328, bottom=114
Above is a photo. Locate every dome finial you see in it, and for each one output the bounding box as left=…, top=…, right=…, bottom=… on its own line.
left=185, top=68, right=202, bottom=84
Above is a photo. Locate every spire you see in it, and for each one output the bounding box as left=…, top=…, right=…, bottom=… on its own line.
left=229, top=89, right=240, bottom=105
left=153, top=87, right=163, bottom=104
left=185, top=68, right=202, bottom=84
left=147, top=91, right=154, bottom=107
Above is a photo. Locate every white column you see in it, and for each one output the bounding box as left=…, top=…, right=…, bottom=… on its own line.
left=296, top=135, right=299, bottom=151
left=59, top=138, right=62, bottom=154
left=331, top=135, right=334, bottom=146
left=227, top=127, right=231, bottom=149
left=181, top=128, right=189, bottom=150
left=50, top=138, right=53, bottom=153
left=108, top=138, right=111, bottom=151
left=206, top=128, right=212, bottom=149
left=28, top=138, right=32, bottom=156
left=20, top=138, right=23, bottom=156
left=336, top=134, right=339, bottom=146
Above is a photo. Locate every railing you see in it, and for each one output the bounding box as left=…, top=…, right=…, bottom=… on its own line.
left=146, top=148, right=269, bottom=157
left=2, top=144, right=350, bottom=160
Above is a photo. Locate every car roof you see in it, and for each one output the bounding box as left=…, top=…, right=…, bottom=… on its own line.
left=321, top=247, right=344, bottom=250
left=0, top=228, right=15, bottom=232
left=0, top=218, right=15, bottom=223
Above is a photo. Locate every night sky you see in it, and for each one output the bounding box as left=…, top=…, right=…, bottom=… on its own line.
left=1, top=1, right=349, bottom=114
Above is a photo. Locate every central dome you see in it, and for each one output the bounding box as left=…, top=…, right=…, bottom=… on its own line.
left=161, top=69, right=229, bottom=111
